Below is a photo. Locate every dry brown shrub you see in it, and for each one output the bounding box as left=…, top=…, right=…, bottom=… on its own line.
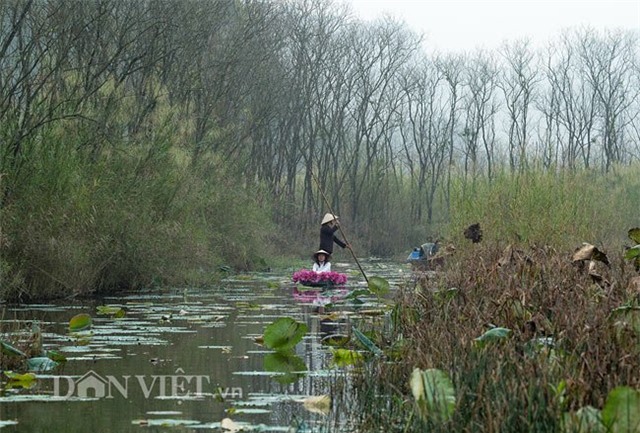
left=395, top=241, right=640, bottom=413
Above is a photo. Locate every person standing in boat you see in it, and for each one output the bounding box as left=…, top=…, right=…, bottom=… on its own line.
left=319, top=213, right=349, bottom=255
left=312, top=250, right=331, bottom=273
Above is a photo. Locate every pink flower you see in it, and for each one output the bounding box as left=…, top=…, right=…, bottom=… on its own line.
left=292, top=269, right=348, bottom=285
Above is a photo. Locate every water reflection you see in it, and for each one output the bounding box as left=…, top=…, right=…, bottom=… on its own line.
left=0, top=260, right=404, bottom=432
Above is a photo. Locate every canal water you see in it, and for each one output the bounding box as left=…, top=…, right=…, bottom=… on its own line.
left=0, top=260, right=410, bottom=432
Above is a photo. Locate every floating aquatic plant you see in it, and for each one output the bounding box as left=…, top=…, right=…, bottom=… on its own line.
left=69, top=313, right=92, bottom=332
left=263, top=317, right=308, bottom=351
left=367, top=276, right=389, bottom=296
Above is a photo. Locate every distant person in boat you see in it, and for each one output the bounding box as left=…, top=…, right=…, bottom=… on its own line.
left=312, top=249, right=331, bottom=273
left=319, top=213, right=349, bottom=255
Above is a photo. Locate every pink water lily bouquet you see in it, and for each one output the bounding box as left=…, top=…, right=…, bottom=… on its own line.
left=292, top=269, right=348, bottom=286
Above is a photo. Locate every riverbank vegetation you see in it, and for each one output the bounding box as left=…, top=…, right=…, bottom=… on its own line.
left=345, top=235, right=640, bottom=432
left=341, top=168, right=640, bottom=431
left=1, top=0, right=638, bottom=300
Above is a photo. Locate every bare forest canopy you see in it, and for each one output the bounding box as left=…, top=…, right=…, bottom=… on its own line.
left=0, top=0, right=639, bottom=298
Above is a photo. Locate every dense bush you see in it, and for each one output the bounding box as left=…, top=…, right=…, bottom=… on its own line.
left=0, top=132, right=273, bottom=300
left=344, top=238, right=640, bottom=432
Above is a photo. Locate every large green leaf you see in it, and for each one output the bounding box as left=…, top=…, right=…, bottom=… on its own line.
left=26, top=357, right=60, bottom=372
left=331, top=348, right=363, bottom=367
left=474, top=327, right=511, bottom=349
left=367, top=276, right=390, bottom=296
left=352, top=327, right=382, bottom=356
left=0, top=340, right=27, bottom=358
left=628, top=228, right=640, bottom=244
left=602, top=386, right=640, bottom=433
left=263, top=317, right=307, bottom=351
left=624, top=245, right=640, bottom=260
left=96, top=305, right=125, bottom=318
left=563, top=406, right=604, bottom=433
left=410, top=368, right=456, bottom=421
left=69, top=313, right=92, bottom=332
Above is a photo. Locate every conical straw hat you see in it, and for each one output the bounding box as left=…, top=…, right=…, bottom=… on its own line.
left=321, top=213, right=338, bottom=225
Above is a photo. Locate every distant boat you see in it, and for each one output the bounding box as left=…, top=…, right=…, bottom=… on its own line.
left=407, top=241, right=439, bottom=262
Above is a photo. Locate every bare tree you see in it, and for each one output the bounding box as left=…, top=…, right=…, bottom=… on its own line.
left=436, top=53, right=464, bottom=212
left=498, top=38, right=540, bottom=172
left=398, top=56, right=449, bottom=224
left=344, top=18, right=419, bottom=222
left=542, top=34, right=597, bottom=170
left=578, top=28, right=638, bottom=171
left=460, top=50, right=499, bottom=183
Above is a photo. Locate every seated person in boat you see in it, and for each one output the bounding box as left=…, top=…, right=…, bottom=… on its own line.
left=312, top=249, right=331, bottom=273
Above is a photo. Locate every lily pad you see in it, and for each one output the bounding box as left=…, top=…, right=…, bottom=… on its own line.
left=263, top=317, right=307, bottom=351
left=628, top=228, right=640, bottom=244
left=3, top=371, right=37, bottom=389
left=321, top=334, right=350, bottom=347
left=624, top=245, right=640, bottom=260
left=346, top=289, right=372, bottom=299
left=26, top=357, right=60, bottom=372
left=4, top=371, right=36, bottom=382
left=46, top=350, right=68, bottom=363
left=331, top=348, right=363, bottom=367
left=69, top=313, right=92, bottom=332
left=367, top=276, right=390, bottom=296
left=359, top=309, right=386, bottom=316
left=96, top=306, right=125, bottom=318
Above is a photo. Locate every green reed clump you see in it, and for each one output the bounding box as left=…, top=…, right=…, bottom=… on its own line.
left=0, top=129, right=273, bottom=300
left=448, top=167, right=640, bottom=249
left=345, top=240, right=640, bottom=432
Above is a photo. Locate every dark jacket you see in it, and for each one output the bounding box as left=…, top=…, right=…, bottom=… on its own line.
left=320, top=224, right=346, bottom=254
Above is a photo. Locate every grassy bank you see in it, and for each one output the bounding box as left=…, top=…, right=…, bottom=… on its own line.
left=0, top=130, right=274, bottom=301
left=347, top=241, right=640, bottom=431
left=447, top=167, right=640, bottom=249
left=343, top=167, right=640, bottom=432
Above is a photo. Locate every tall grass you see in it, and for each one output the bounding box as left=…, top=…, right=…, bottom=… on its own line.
left=0, top=127, right=273, bottom=300
left=338, top=165, right=640, bottom=431
left=447, top=167, right=640, bottom=249
left=341, top=238, right=640, bottom=432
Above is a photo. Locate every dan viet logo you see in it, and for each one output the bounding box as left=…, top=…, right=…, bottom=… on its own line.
left=53, top=369, right=243, bottom=400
